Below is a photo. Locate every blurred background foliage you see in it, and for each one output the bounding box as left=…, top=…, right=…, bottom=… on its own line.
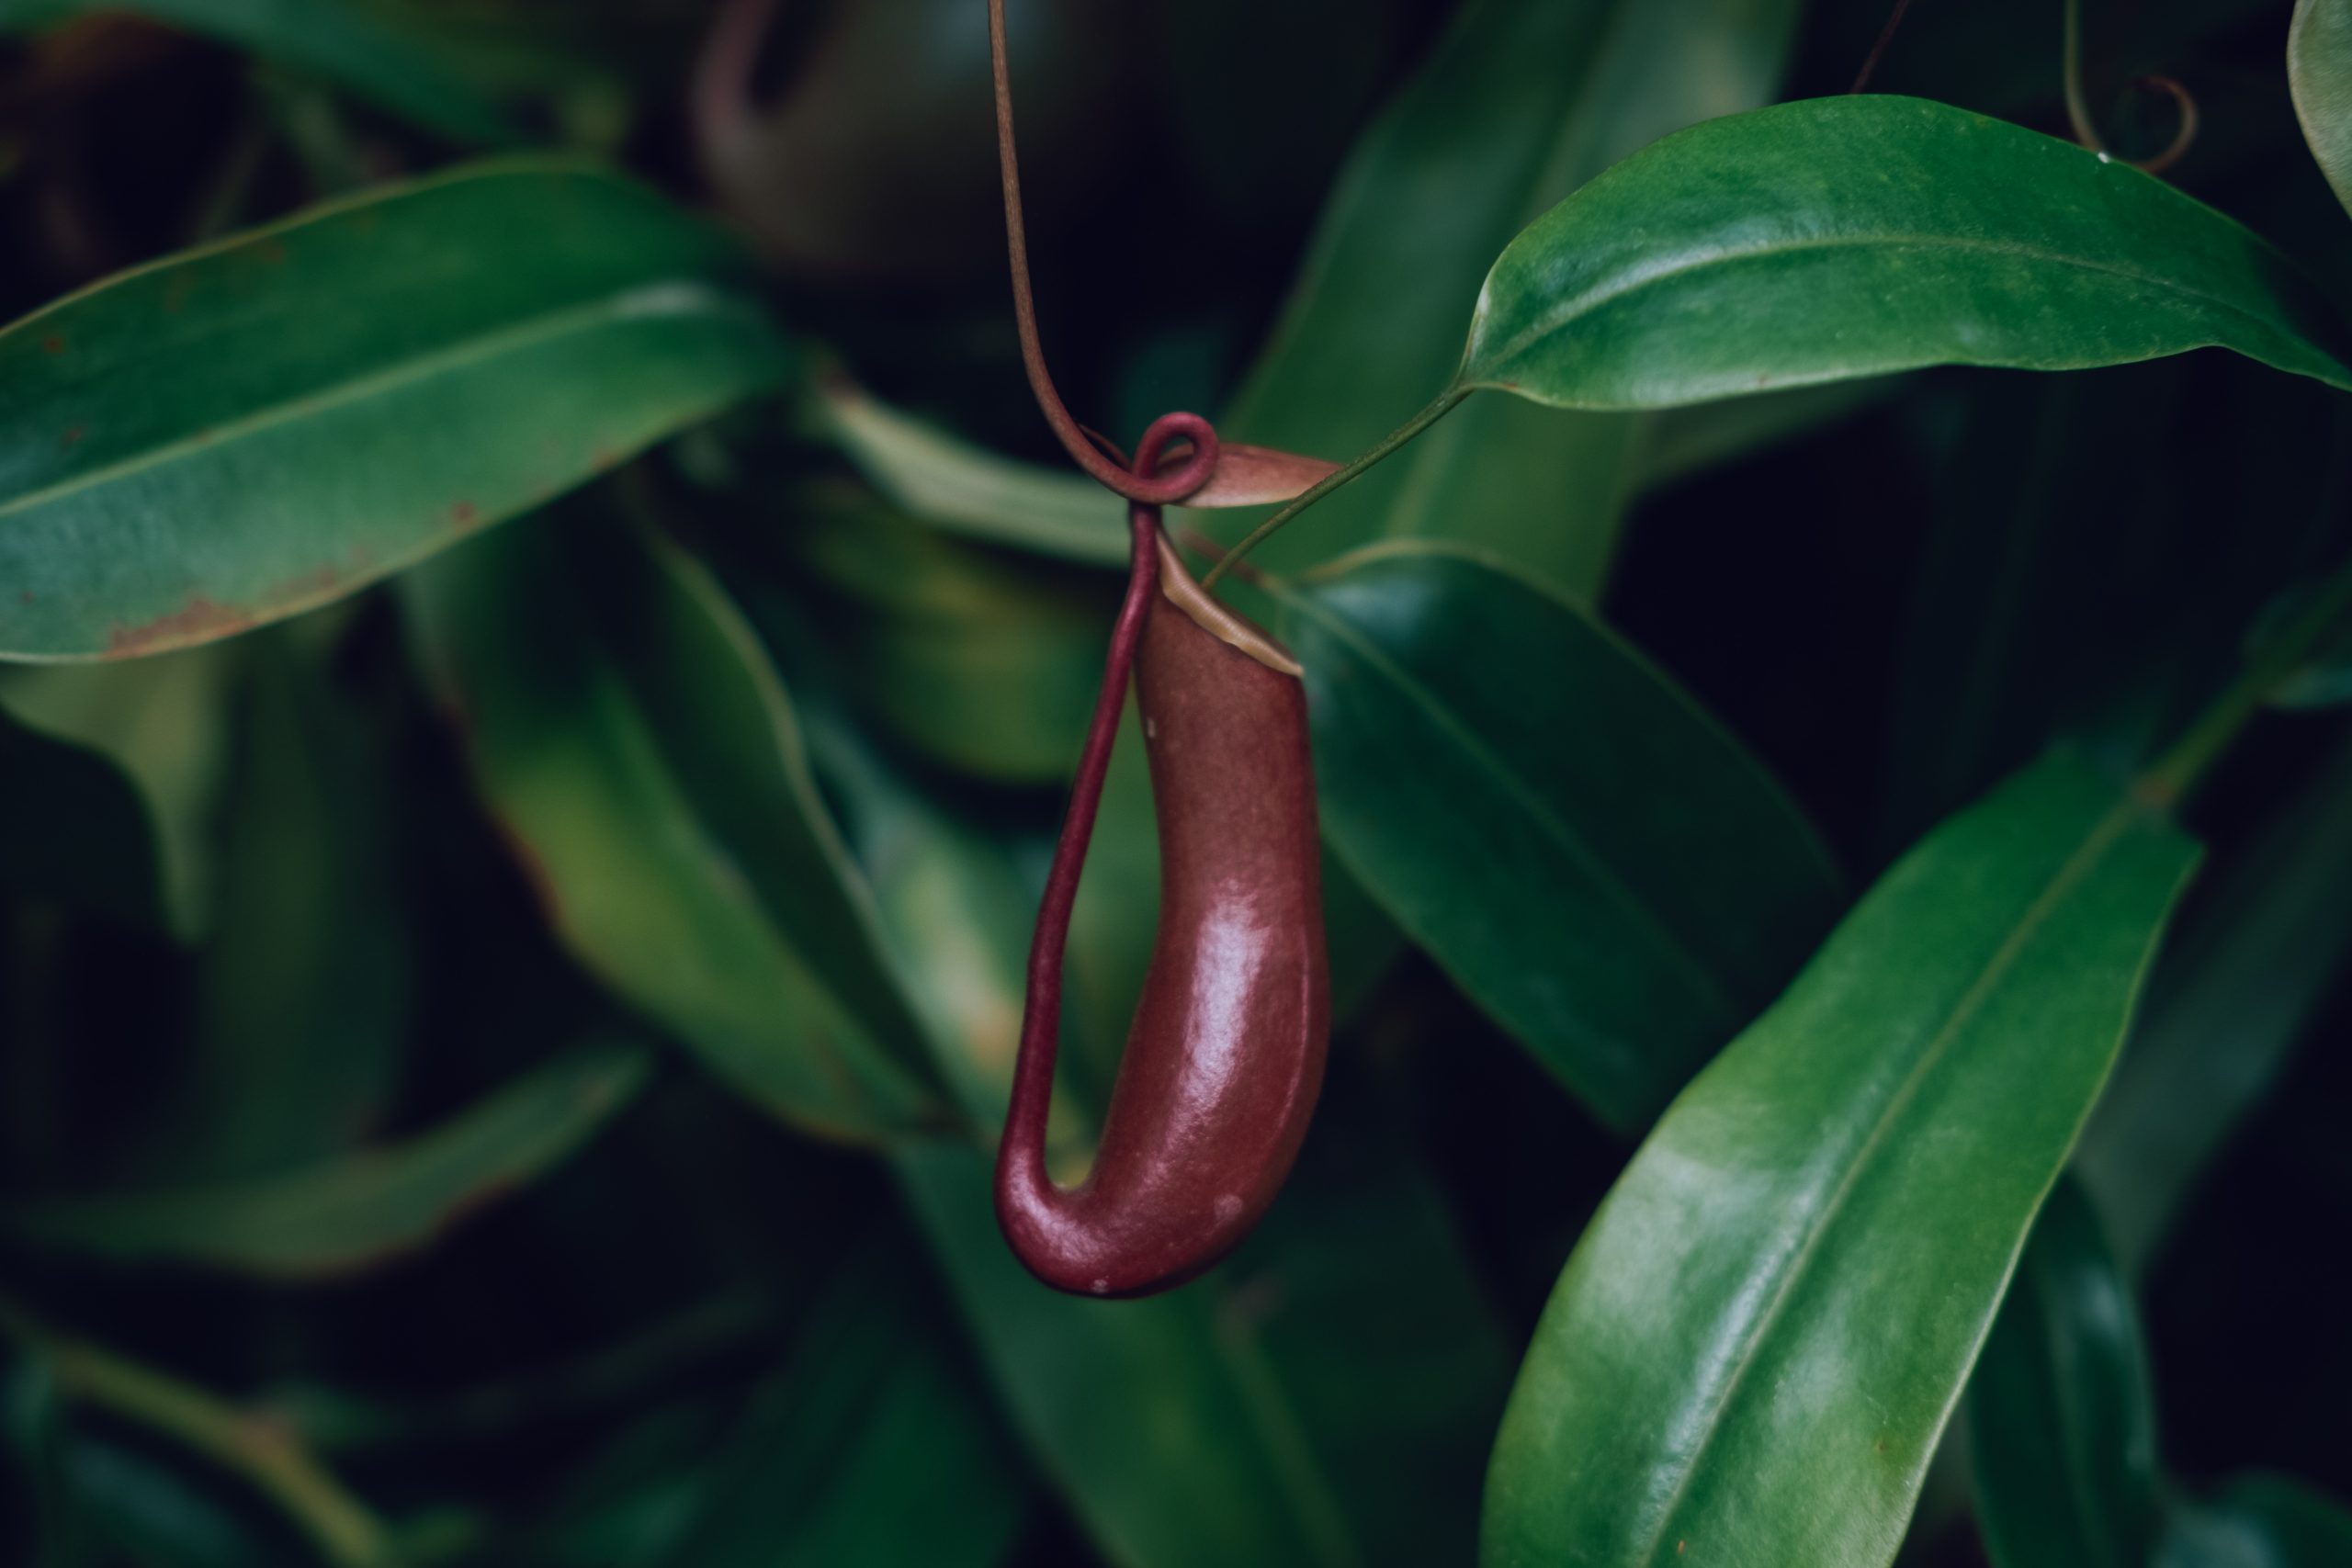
left=0, top=0, right=2348, bottom=1563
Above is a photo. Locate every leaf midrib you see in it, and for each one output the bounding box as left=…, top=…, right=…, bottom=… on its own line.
left=0, top=281, right=753, bottom=525
left=1472, top=231, right=2342, bottom=387
left=1629, top=799, right=2138, bottom=1568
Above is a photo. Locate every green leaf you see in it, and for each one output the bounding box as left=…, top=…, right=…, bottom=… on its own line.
left=3, top=0, right=523, bottom=146
left=2292, top=0, right=2352, bottom=220
left=774, top=488, right=1120, bottom=784
left=1278, top=542, right=1843, bottom=1130
left=2156, top=1476, right=2352, bottom=1567
left=792, top=704, right=1087, bottom=1145
left=658, top=1244, right=1027, bottom=1568
left=1206, top=0, right=1802, bottom=598
left=1462, top=96, right=2352, bottom=412
left=402, top=505, right=944, bottom=1142
left=2076, top=733, right=2352, bottom=1275
left=172, top=631, right=410, bottom=1179
left=1481, top=751, right=2199, bottom=1568
left=1968, top=1176, right=2161, bottom=1568
left=5, top=1045, right=648, bottom=1277
left=1, top=162, right=788, bottom=661
left=816, top=383, right=1125, bottom=566
left=0, top=648, right=239, bottom=936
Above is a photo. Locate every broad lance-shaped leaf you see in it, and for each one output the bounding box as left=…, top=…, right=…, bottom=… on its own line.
left=1481, top=751, right=2198, bottom=1568
left=1968, top=1176, right=2161, bottom=1568
left=798, top=710, right=1510, bottom=1568
left=2292, top=0, right=2352, bottom=220
left=403, top=504, right=946, bottom=1142
left=1461, top=96, right=2352, bottom=412
left=1, top=162, right=788, bottom=661
left=1206, top=0, right=1802, bottom=600
left=3, top=1046, right=648, bottom=1276
left=1279, top=543, right=1843, bottom=1132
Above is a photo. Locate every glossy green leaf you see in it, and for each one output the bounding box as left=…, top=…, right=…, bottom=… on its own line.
left=2292, top=0, right=2352, bottom=220
left=658, top=1245, right=1027, bottom=1568
left=775, top=489, right=1119, bottom=784
left=2156, top=1476, right=2352, bottom=1567
left=1968, top=1176, right=2160, bottom=1568
left=0, top=648, right=237, bottom=936
left=403, top=506, right=944, bottom=1142
left=1279, top=543, right=1843, bottom=1130
left=2076, top=733, right=2352, bottom=1275
left=4, top=0, right=522, bottom=146
left=1462, top=96, right=2352, bottom=411
left=1206, top=0, right=1801, bottom=598
left=1481, top=751, right=2199, bottom=1568
left=817, top=718, right=1510, bottom=1568
left=5, top=1045, right=648, bottom=1277
left=1, top=162, right=788, bottom=661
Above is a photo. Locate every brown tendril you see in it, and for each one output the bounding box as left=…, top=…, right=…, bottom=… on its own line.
left=987, top=0, right=1218, bottom=506
left=1849, top=0, right=1919, bottom=95
left=2063, top=0, right=2199, bottom=175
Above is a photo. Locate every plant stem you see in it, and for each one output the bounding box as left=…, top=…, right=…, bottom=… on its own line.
left=2137, top=550, right=2352, bottom=809
left=0, top=1291, right=394, bottom=1566
left=1200, top=388, right=1471, bottom=592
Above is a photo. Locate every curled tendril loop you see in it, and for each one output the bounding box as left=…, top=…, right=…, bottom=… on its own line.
left=1130, top=412, right=1216, bottom=499
left=987, top=0, right=1219, bottom=507
left=2109, top=73, right=2199, bottom=176
left=2063, top=0, right=2199, bottom=176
